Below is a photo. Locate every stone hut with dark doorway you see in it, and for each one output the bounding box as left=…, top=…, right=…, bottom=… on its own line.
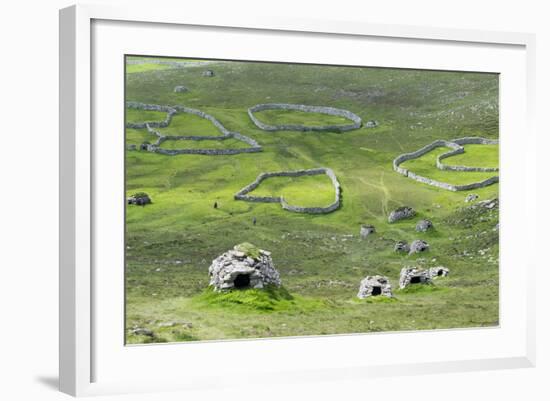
left=428, top=266, right=449, bottom=279
left=360, top=225, right=376, bottom=239
left=208, top=243, right=281, bottom=291
left=357, top=275, right=393, bottom=299
left=399, top=267, right=432, bottom=289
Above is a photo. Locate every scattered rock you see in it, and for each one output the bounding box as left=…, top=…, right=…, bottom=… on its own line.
left=394, top=240, right=410, bottom=253
left=360, top=225, right=376, bottom=239
left=208, top=243, right=281, bottom=291
left=130, top=327, right=154, bottom=337
left=399, top=267, right=432, bottom=288
left=465, top=193, right=479, bottom=202
left=388, top=206, right=416, bottom=223
left=173, top=85, right=188, bottom=93
left=415, top=219, right=434, bottom=232
left=357, top=275, right=393, bottom=298
left=140, top=142, right=151, bottom=151
left=202, top=70, right=215, bottom=77
left=428, top=266, right=449, bottom=278
left=409, top=239, right=429, bottom=255
left=127, top=192, right=152, bottom=206
left=364, top=120, right=379, bottom=128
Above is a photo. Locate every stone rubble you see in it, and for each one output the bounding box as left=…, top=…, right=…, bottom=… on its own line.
left=394, top=240, right=410, bottom=253
left=388, top=206, right=416, bottom=223
left=409, top=239, right=429, bottom=255
left=415, top=219, right=434, bottom=232
left=465, top=193, right=479, bottom=202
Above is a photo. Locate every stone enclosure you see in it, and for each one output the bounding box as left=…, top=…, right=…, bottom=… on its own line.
left=126, top=102, right=262, bottom=155
left=248, top=103, right=363, bottom=133
left=357, top=275, right=393, bottom=298
left=393, top=137, right=499, bottom=191
left=234, top=167, right=342, bottom=214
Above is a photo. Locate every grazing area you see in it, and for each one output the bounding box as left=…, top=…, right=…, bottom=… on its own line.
left=125, top=55, right=499, bottom=344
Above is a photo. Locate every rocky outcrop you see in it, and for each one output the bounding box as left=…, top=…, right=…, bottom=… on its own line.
left=360, top=225, right=376, bottom=239
left=409, top=239, right=429, bottom=255
left=388, top=206, right=416, bottom=223
left=415, top=219, right=433, bottom=232
left=428, top=266, right=449, bottom=279
left=248, top=103, right=362, bottom=133
left=394, top=241, right=410, bottom=253
left=399, top=267, right=432, bottom=289
left=393, top=137, right=499, bottom=191
left=234, top=168, right=341, bottom=214
left=127, top=192, right=152, bottom=206
left=173, top=85, right=188, bottom=93
left=208, top=243, right=281, bottom=291
left=357, top=275, right=393, bottom=298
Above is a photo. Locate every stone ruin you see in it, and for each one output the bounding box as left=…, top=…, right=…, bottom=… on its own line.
left=203, top=70, right=215, bottom=77
left=409, top=239, right=429, bottom=255
left=428, top=266, right=449, bottom=279
left=415, top=219, right=433, bottom=232
left=364, top=120, right=379, bottom=128
left=173, top=85, right=188, bottom=93
left=208, top=243, right=281, bottom=291
left=399, top=267, right=432, bottom=289
left=360, top=225, right=376, bottom=239
left=388, top=206, right=416, bottom=223
left=127, top=192, right=151, bottom=206
left=465, top=193, right=479, bottom=202
left=357, top=275, right=393, bottom=299
left=394, top=240, right=410, bottom=253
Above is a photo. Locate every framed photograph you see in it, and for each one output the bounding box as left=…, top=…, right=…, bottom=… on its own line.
left=59, top=4, right=536, bottom=396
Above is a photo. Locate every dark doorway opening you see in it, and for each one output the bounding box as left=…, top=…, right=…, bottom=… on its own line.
left=234, top=274, right=251, bottom=289
left=371, top=286, right=382, bottom=296
left=437, top=270, right=443, bottom=276
left=410, top=276, right=422, bottom=284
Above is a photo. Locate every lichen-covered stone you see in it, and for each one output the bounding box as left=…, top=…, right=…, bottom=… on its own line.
left=208, top=243, right=281, bottom=291
left=427, top=266, right=449, bottom=279
left=399, top=267, right=432, bottom=288
left=415, top=219, right=433, bottom=232
left=409, top=239, right=429, bottom=255
left=388, top=206, right=416, bottom=223
left=360, top=225, right=376, bottom=239
left=394, top=240, right=410, bottom=253
left=357, top=275, right=392, bottom=298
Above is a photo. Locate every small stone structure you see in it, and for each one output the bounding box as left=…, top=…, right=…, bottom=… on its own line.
left=173, top=85, right=188, bottom=93
left=202, top=70, right=215, bottom=77
left=125, top=102, right=262, bottom=155
left=234, top=167, right=341, bottom=214
left=360, top=225, right=376, bottom=239
left=388, top=206, right=416, bottom=223
left=364, top=120, right=379, bottom=128
left=409, top=239, right=429, bottom=255
left=127, top=192, right=152, bottom=206
left=393, top=137, right=499, bottom=191
left=415, top=219, right=433, bottom=232
left=399, top=267, right=432, bottom=289
left=428, top=266, right=449, bottom=279
left=465, top=193, right=479, bottom=202
left=394, top=240, right=410, bottom=253
left=357, top=275, right=393, bottom=299
left=208, top=243, right=281, bottom=291
left=248, top=103, right=362, bottom=133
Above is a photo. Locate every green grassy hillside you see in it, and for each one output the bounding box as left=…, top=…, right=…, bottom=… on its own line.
left=125, top=56, right=499, bottom=344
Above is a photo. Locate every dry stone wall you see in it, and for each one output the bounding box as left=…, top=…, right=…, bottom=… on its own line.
left=234, top=167, right=341, bottom=214
left=393, top=137, right=499, bottom=191
left=125, top=102, right=262, bottom=155
left=248, top=103, right=362, bottom=133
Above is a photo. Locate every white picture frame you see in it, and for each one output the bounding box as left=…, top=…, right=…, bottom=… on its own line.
left=59, top=4, right=536, bottom=397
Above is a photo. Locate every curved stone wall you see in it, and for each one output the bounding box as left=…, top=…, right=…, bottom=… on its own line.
left=234, top=167, right=341, bottom=214
left=392, top=137, right=499, bottom=191
left=248, top=103, right=362, bottom=133
left=125, top=102, right=262, bottom=155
